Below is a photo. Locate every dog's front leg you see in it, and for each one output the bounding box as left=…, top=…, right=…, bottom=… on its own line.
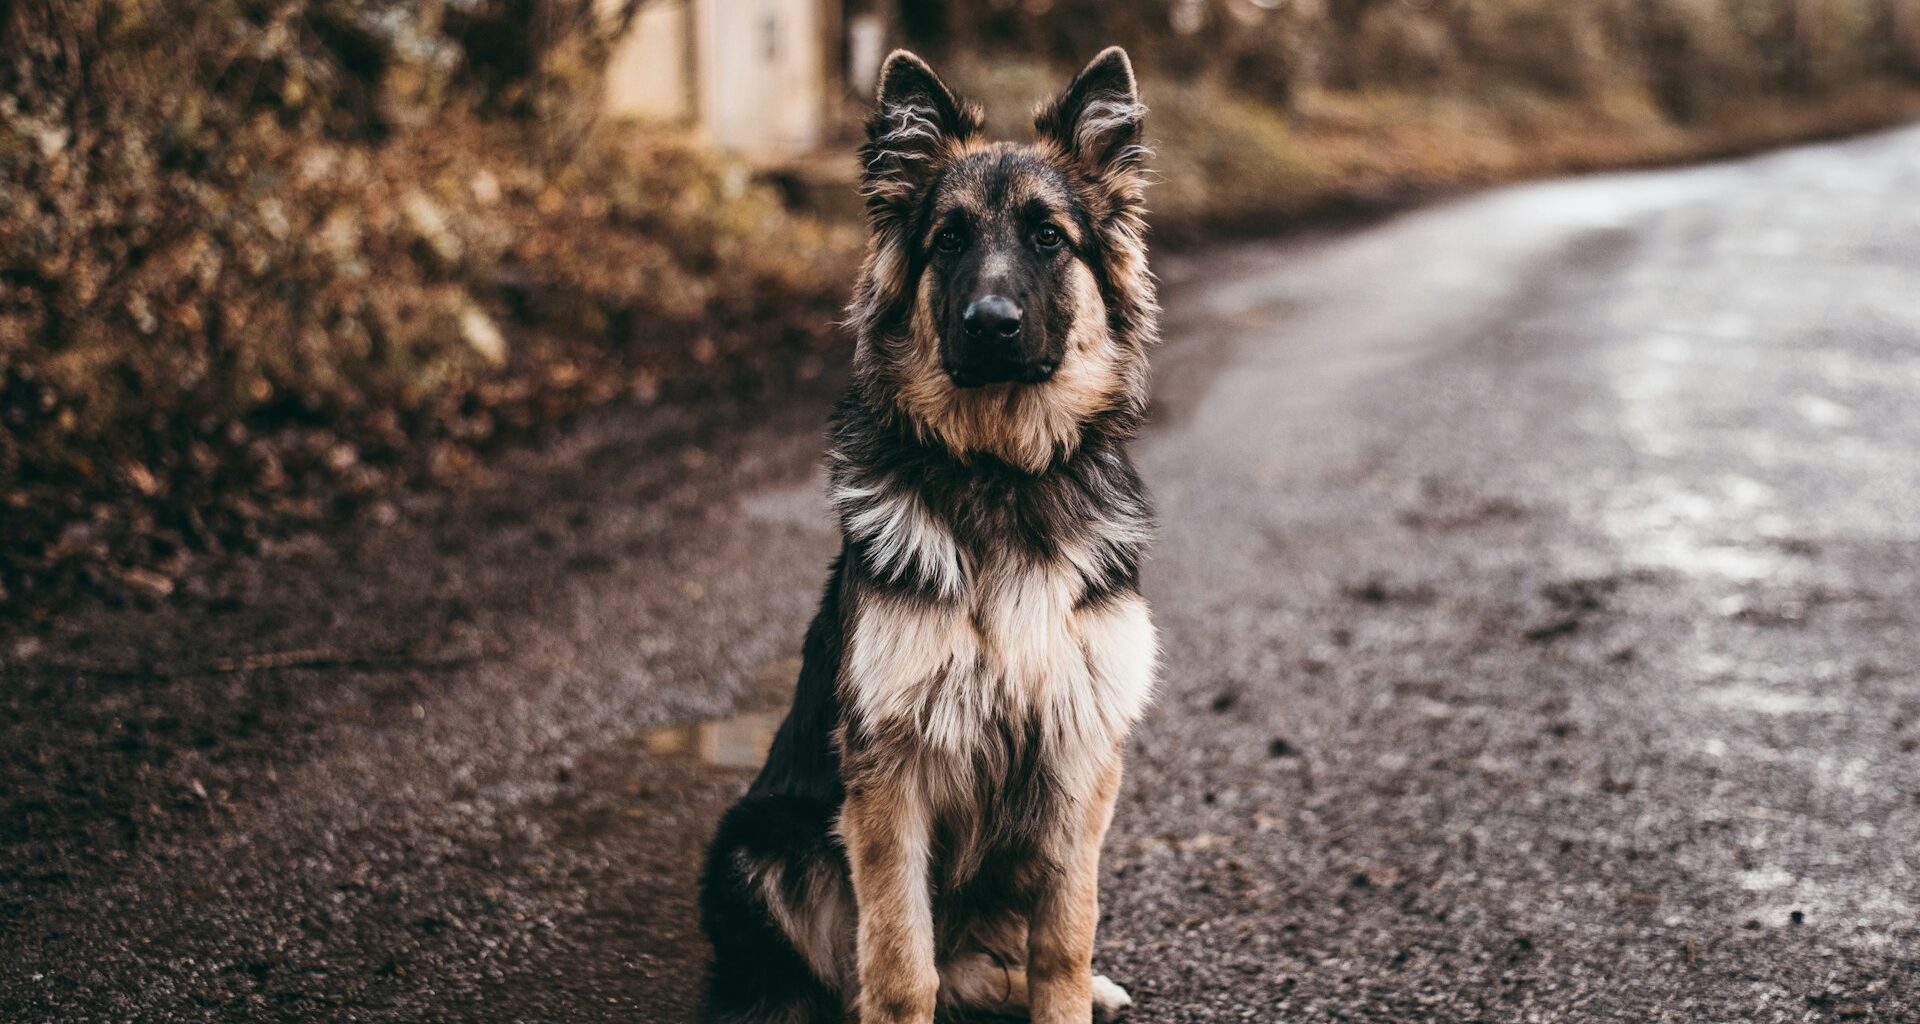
left=842, top=770, right=938, bottom=1024
left=1028, top=749, right=1125, bottom=1024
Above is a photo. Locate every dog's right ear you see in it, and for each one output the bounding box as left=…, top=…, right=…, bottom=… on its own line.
left=860, top=51, right=981, bottom=222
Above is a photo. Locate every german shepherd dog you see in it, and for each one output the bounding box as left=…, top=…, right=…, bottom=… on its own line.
left=700, top=47, right=1158, bottom=1024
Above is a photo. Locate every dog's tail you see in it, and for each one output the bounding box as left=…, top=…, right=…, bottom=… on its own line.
left=700, top=880, right=840, bottom=1024
left=701, top=988, right=836, bottom=1024
left=699, top=793, right=846, bottom=1024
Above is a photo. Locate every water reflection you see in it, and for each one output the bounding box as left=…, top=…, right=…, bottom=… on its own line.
left=1696, top=684, right=1837, bottom=716
left=641, top=710, right=783, bottom=769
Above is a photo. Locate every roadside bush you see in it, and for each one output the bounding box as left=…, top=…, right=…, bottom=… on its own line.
left=1783, top=0, right=1885, bottom=92
left=913, top=0, right=1918, bottom=114
left=0, top=0, right=856, bottom=611
left=5, top=0, right=1918, bottom=615
left=1636, top=0, right=1766, bottom=121
left=1348, top=5, right=1460, bottom=89
left=1453, top=0, right=1616, bottom=98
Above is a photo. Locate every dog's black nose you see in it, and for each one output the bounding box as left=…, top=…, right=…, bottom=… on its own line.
left=962, top=296, right=1022, bottom=340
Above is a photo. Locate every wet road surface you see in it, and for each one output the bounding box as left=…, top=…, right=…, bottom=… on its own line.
left=6, top=124, right=1920, bottom=1022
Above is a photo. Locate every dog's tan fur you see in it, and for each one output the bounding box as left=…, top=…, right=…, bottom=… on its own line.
left=836, top=547, right=1154, bottom=1021
left=840, top=771, right=940, bottom=1023
left=895, top=253, right=1125, bottom=473
left=834, top=48, right=1156, bottom=1023
left=700, top=47, right=1156, bottom=1024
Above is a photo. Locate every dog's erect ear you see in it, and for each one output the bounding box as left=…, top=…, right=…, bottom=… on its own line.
left=861, top=50, right=981, bottom=219
left=1035, top=47, right=1147, bottom=184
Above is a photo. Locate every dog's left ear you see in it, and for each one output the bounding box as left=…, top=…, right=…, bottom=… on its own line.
left=1036, top=47, right=1148, bottom=186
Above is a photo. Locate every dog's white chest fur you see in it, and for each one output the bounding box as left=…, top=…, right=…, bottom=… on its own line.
left=842, top=547, right=1157, bottom=766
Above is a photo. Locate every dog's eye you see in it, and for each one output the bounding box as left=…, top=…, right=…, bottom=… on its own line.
left=935, top=228, right=966, bottom=254
left=1033, top=224, right=1064, bottom=250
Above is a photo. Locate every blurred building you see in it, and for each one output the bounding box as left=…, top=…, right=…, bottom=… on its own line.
left=601, top=0, right=891, bottom=161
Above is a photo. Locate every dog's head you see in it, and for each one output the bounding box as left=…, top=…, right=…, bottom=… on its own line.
left=848, top=48, right=1157, bottom=473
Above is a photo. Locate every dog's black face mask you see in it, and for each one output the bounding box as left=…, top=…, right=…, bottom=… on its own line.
left=921, top=154, right=1088, bottom=388
left=858, top=47, right=1148, bottom=393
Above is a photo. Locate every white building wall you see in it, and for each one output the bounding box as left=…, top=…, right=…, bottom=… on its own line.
left=601, top=0, right=693, bottom=122
left=693, top=0, right=826, bottom=159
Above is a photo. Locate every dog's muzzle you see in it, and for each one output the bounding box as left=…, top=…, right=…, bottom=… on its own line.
left=945, top=295, right=1057, bottom=387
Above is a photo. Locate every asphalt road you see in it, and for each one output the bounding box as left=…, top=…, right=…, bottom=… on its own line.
left=6, top=124, right=1920, bottom=1023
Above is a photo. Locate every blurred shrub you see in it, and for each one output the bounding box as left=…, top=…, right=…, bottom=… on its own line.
left=912, top=0, right=1920, bottom=113
left=957, top=56, right=1325, bottom=233
left=938, top=0, right=1920, bottom=239
left=1451, top=0, right=1618, bottom=97
left=0, top=0, right=857, bottom=609
left=1635, top=0, right=1766, bottom=121
left=3, top=0, right=1916, bottom=612
left=1347, top=5, right=1460, bottom=89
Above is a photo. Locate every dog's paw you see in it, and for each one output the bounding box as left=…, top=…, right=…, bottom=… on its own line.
left=1092, top=974, right=1132, bottom=1021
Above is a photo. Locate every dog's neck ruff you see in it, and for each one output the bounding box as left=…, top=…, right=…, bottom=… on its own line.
left=828, top=399, right=1160, bottom=783
left=827, top=407, right=1150, bottom=608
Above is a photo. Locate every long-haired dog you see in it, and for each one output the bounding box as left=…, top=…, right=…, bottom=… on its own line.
left=699, top=47, right=1158, bottom=1024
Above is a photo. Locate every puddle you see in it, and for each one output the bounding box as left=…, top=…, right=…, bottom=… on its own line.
left=1793, top=393, right=1853, bottom=428
left=1600, top=475, right=1797, bottom=583
left=740, top=470, right=832, bottom=526
left=1696, top=684, right=1838, bottom=716
left=640, top=709, right=783, bottom=769
left=1739, top=868, right=1795, bottom=892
